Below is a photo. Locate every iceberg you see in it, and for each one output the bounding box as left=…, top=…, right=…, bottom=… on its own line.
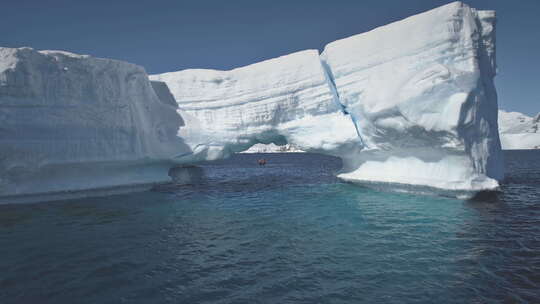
left=0, top=1, right=504, bottom=203
left=152, top=1, right=503, bottom=192
left=320, top=1, right=503, bottom=191
left=498, top=110, right=540, bottom=149
left=0, top=47, right=192, bottom=202
left=149, top=49, right=361, bottom=161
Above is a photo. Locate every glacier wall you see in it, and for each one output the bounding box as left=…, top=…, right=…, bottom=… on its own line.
left=0, top=1, right=504, bottom=202
left=152, top=1, right=503, bottom=192
left=0, top=48, right=192, bottom=200
left=321, top=2, right=503, bottom=190
left=149, top=50, right=361, bottom=162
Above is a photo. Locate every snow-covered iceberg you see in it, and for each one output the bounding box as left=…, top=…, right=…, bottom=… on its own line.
left=498, top=110, right=540, bottom=149
left=0, top=47, right=192, bottom=202
left=150, top=50, right=361, bottom=161
left=152, top=1, right=503, bottom=192
left=0, top=1, right=504, bottom=202
left=320, top=1, right=503, bottom=191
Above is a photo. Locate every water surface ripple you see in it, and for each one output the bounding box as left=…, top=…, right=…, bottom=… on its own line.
left=0, top=151, right=539, bottom=303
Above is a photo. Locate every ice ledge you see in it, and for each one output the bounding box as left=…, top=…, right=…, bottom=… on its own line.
left=337, top=155, right=500, bottom=192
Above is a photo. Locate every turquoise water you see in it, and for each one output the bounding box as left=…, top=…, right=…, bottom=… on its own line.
left=1, top=151, right=539, bottom=303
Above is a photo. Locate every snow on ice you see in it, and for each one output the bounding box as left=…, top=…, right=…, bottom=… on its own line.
left=498, top=110, right=540, bottom=150
left=0, top=2, right=504, bottom=202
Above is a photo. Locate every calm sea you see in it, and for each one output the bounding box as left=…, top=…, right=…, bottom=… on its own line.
left=1, top=151, right=539, bottom=303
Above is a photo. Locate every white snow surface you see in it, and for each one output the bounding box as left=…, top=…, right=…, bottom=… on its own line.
left=320, top=2, right=503, bottom=190
left=0, top=47, right=190, bottom=200
left=1, top=1, right=504, bottom=202
left=153, top=1, right=503, bottom=191
left=241, top=143, right=304, bottom=153
left=498, top=110, right=540, bottom=149
left=150, top=50, right=361, bottom=161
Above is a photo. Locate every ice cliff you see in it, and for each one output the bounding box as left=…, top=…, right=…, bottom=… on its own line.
left=241, top=144, right=304, bottom=153
left=152, top=1, right=503, bottom=192
left=320, top=2, right=503, bottom=190
left=149, top=49, right=361, bottom=161
left=0, top=1, right=504, bottom=202
left=0, top=48, right=192, bottom=201
left=498, top=110, right=540, bottom=149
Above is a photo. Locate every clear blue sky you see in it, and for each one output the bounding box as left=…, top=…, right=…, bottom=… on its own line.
left=1, top=0, right=538, bottom=115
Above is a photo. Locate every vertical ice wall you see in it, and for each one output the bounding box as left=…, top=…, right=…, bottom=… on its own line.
left=0, top=48, right=191, bottom=199
left=320, top=1, right=503, bottom=190
left=0, top=1, right=504, bottom=202
left=152, top=1, right=503, bottom=191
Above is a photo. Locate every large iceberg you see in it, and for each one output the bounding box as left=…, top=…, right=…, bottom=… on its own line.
left=149, top=49, right=361, bottom=161
left=0, top=48, right=192, bottom=201
left=0, top=1, right=504, bottom=202
left=152, top=1, right=503, bottom=191
left=498, top=110, right=540, bottom=149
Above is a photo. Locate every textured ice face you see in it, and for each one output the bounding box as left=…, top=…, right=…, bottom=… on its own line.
left=0, top=48, right=190, bottom=198
left=319, top=2, right=503, bottom=190
left=153, top=1, right=503, bottom=191
left=150, top=50, right=362, bottom=162
left=0, top=1, right=504, bottom=201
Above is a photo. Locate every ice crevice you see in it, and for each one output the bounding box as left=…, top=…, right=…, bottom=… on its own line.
left=320, top=56, right=367, bottom=148
left=0, top=1, right=504, bottom=202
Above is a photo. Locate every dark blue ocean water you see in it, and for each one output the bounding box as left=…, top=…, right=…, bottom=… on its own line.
left=1, top=151, right=539, bottom=303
